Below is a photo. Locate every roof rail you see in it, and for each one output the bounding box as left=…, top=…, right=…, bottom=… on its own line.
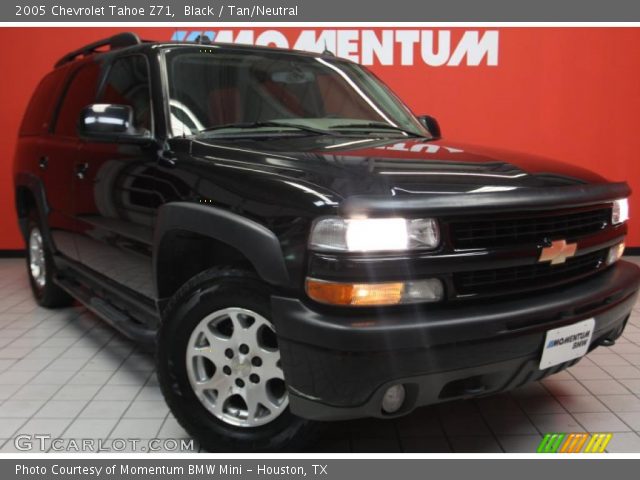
left=54, top=32, right=142, bottom=68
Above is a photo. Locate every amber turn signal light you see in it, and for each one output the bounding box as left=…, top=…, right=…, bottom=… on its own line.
left=305, top=278, right=444, bottom=307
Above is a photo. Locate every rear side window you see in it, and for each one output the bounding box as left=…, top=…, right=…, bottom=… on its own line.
left=19, top=70, right=66, bottom=136
left=54, top=62, right=101, bottom=137
left=100, top=55, right=152, bottom=134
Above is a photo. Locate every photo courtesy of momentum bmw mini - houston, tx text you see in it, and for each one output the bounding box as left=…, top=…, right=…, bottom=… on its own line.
left=2, top=0, right=640, bottom=473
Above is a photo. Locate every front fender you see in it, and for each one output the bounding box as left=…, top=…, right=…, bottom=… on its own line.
left=153, top=202, right=291, bottom=297
left=14, top=172, right=50, bottom=241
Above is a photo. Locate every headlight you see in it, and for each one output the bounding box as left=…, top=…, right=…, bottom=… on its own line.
left=309, top=217, right=439, bottom=252
left=612, top=198, right=629, bottom=225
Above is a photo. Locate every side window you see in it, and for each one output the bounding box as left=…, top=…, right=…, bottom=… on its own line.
left=54, top=62, right=101, bottom=137
left=100, top=55, right=152, bottom=133
left=20, top=69, right=67, bottom=136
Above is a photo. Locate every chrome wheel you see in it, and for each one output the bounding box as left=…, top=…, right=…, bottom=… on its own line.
left=186, top=307, right=288, bottom=428
left=29, top=228, right=46, bottom=289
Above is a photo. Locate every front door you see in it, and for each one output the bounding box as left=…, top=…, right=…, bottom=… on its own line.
left=72, top=54, right=159, bottom=299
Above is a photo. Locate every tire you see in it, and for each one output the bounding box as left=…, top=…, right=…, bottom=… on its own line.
left=25, top=212, right=74, bottom=308
left=156, top=267, right=319, bottom=452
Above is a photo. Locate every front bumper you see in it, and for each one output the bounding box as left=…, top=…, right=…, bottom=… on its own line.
left=271, top=260, right=640, bottom=421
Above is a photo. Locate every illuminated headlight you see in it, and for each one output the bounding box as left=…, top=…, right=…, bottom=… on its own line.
left=309, top=217, right=439, bottom=252
left=612, top=198, right=629, bottom=225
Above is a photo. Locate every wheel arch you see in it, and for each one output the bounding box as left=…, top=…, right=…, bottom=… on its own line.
left=153, top=202, right=291, bottom=305
left=14, top=173, right=50, bottom=241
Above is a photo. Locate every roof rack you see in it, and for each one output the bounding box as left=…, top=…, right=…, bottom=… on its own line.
left=54, top=32, right=142, bottom=68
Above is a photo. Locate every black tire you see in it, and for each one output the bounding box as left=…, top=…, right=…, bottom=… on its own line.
left=25, top=212, right=74, bottom=308
left=156, top=267, right=319, bottom=452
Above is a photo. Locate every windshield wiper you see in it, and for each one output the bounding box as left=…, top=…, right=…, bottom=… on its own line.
left=329, top=122, right=426, bottom=138
left=198, top=121, right=333, bottom=136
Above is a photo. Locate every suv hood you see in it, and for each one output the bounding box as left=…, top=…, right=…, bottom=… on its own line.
left=187, top=135, right=608, bottom=200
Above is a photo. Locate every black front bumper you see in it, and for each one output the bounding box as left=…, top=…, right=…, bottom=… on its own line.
left=271, top=261, right=640, bottom=421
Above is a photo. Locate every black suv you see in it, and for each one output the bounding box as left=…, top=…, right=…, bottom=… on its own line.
left=13, top=32, right=640, bottom=451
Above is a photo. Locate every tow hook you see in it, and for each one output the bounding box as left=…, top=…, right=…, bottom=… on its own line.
left=599, top=316, right=629, bottom=347
left=599, top=338, right=616, bottom=347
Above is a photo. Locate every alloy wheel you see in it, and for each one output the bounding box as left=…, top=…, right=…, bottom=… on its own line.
left=29, top=227, right=46, bottom=289
left=186, top=307, right=288, bottom=428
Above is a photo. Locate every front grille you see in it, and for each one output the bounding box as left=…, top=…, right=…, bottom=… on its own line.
left=454, top=249, right=608, bottom=297
left=450, top=207, right=611, bottom=249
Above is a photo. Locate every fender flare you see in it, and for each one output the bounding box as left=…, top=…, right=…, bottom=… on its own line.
left=14, top=172, right=52, bottom=242
left=153, top=202, right=291, bottom=295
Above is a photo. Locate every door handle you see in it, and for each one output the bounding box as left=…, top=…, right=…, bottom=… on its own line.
left=38, top=156, right=48, bottom=170
left=75, top=162, right=89, bottom=180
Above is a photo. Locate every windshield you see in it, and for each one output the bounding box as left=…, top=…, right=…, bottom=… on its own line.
left=163, top=47, right=429, bottom=138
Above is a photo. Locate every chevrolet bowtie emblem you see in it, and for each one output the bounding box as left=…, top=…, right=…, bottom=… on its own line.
left=539, top=240, right=578, bottom=265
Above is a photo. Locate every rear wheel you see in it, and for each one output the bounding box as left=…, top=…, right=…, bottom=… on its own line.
left=157, top=267, right=318, bottom=452
left=25, top=213, right=73, bottom=308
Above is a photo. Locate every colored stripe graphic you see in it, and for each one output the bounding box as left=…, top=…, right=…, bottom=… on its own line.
left=538, top=433, right=612, bottom=453
left=584, top=433, right=612, bottom=453
left=537, top=433, right=565, bottom=453
left=573, top=433, right=589, bottom=453
left=560, top=434, right=576, bottom=453
left=560, top=433, right=588, bottom=453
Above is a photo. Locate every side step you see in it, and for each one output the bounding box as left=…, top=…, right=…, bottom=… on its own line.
left=55, top=276, right=156, bottom=345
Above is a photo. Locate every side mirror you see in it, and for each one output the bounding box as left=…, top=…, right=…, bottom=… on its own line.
left=79, top=104, right=150, bottom=143
left=416, top=115, right=442, bottom=140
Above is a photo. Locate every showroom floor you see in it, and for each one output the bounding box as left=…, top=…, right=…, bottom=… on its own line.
left=1, top=258, right=640, bottom=453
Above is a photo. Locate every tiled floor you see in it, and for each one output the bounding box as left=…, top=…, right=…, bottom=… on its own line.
left=1, top=257, right=640, bottom=453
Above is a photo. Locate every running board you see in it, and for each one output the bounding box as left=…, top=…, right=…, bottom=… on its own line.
left=55, top=276, right=156, bottom=345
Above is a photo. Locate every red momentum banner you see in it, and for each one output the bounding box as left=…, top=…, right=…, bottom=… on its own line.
left=1, top=27, right=639, bottom=248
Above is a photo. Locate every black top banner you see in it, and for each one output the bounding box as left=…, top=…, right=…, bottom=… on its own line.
left=4, top=0, right=640, bottom=22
